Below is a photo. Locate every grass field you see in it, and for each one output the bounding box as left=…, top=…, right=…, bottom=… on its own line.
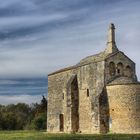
left=0, top=131, right=140, bottom=140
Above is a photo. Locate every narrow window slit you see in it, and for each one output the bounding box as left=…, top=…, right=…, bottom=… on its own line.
left=87, top=89, right=89, bottom=97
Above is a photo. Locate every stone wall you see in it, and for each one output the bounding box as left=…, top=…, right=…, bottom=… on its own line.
left=47, top=60, right=105, bottom=134
left=106, top=84, right=140, bottom=133
left=77, top=61, right=105, bottom=133
left=77, top=64, right=92, bottom=133
left=47, top=69, right=74, bottom=132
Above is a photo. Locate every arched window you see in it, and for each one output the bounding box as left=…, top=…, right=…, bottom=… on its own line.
left=117, top=62, right=124, bottom=76
left=125, top=65, right=132, bottom=77
left=109, top=62, right=116, bottom=76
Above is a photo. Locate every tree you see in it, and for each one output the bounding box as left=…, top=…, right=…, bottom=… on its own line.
left=35, top=95, right=47, bottom=115
left=29, top=95, right=47, bottom=130
left=2, top=112, right=17, bottom=130
left=0, top=95, right=47, bottom=130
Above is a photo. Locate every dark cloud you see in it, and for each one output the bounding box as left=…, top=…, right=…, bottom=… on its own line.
left=1, top=0, right=136, bottom=41
left=0, top=78, right=47, bottom=96
left=0, top=1, right=34, bottom=17
left=0, top=0, right=91, bottom=17
left=0, top=11, right=89, bottom=41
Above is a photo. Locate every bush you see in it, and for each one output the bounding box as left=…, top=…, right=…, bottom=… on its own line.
left=31, top=113, right=46, bottom=130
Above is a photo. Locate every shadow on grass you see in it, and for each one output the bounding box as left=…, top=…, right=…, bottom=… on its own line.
left=0, top=131, right=140, bottom=140
left=46, top=133, right=140, bottom=140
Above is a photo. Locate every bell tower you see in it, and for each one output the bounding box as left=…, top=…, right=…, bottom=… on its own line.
left=105, top=23, right=118, bottom=54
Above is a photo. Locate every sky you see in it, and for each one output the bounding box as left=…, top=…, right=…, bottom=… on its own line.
left=0, top=0, right=140, bottom=105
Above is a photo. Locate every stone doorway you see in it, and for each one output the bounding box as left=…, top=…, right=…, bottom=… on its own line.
left=71, top=76, right=79, bottom=132
left=59, top=114, right=64, bottom=132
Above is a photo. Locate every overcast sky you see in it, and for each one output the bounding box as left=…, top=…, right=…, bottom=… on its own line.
left=0, top=0, right=140, bottom=104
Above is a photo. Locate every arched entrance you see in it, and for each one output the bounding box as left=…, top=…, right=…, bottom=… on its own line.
left=71, top=76, right=79, bottom=132
left=67, top=75, right=79, bottom=133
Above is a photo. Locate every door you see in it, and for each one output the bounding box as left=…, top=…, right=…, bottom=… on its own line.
left=59, top=114, right=64, bottom=132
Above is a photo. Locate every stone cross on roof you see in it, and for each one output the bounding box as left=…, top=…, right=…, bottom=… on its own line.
left=105, top=23, right=119, bottom=54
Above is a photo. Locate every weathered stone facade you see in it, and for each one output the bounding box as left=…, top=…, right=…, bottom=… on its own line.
left=47, top=24, right=140, bottom=134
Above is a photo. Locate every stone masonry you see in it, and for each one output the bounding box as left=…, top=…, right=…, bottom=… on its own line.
left=47, top=23, right=140, bottom=134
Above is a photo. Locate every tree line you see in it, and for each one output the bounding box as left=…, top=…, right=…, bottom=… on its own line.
left=0, top=96, right=47, bottom=130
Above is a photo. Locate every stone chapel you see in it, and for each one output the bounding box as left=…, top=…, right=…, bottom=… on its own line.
left=47, top=23, right=140, bottom=134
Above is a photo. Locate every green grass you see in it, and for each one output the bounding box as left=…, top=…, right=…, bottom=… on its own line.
left=0, top=131, right=139, bottom=140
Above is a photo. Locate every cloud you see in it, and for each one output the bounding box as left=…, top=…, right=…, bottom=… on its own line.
left=0, top=78, right=47, bottom=95
left=0, top=0, right=140, bottom=105
left=0, top=95, right=42, bottom=105
left=0, top=0, right=140, bottom=79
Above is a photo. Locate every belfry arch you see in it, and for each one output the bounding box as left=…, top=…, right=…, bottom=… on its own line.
left=117, top=62, right=124, bottom=76
left=109, top=62, right=116, bottom=76
left=125, top=65, right=132, bottom=77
